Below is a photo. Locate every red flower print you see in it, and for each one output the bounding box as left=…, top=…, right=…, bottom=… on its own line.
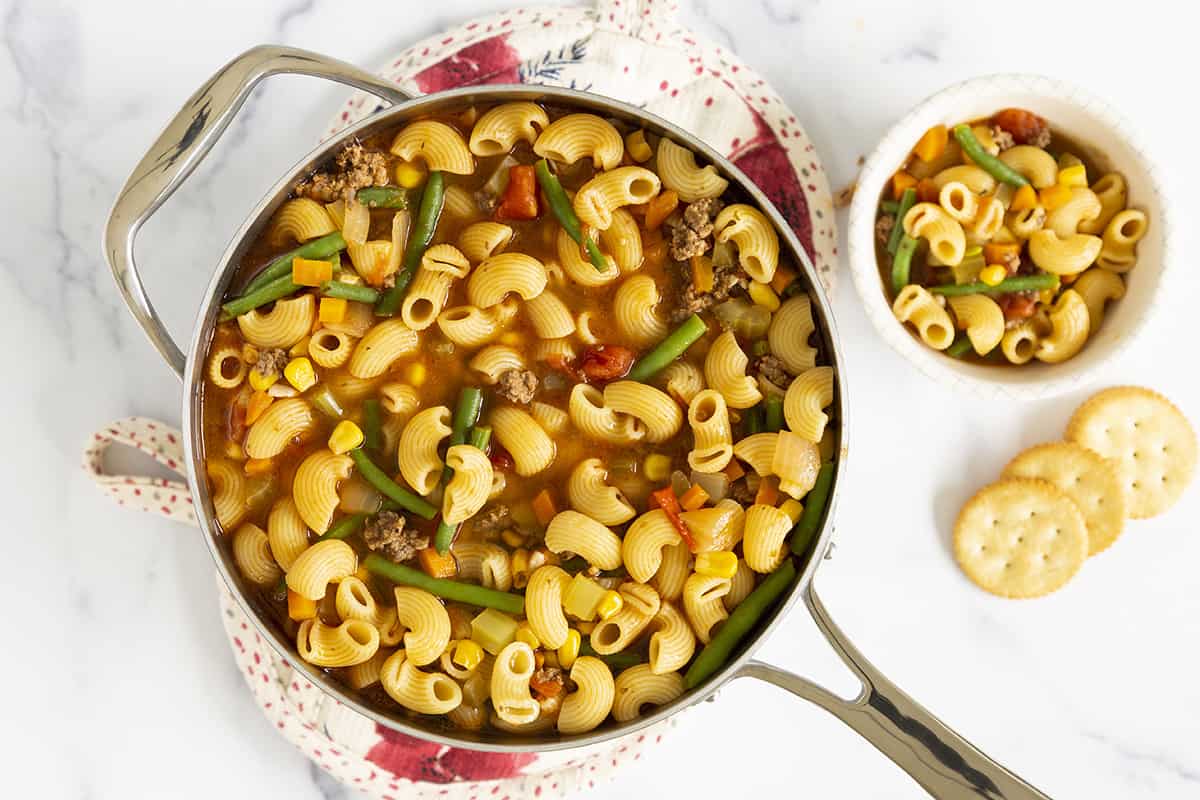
left=366, top=727, right=536, bottom=784
left=413, top=35, right=522, bottom=93
left=728, top=107, right=814, bottom=261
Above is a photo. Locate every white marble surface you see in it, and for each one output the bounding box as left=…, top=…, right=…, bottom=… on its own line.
left=5, top=0, right=1199, bottom=797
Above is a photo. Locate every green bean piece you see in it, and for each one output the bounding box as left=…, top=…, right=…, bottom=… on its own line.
left=320, top=281, right=380, bottom=304
left=320, top=512, right=368, bottom=541
left=751, top=339, right=770, bottom=357
left=355, top=186, right=411, bottom=209
left=376, top=172, right=445, bottom=316
left=745, top=405, right=763, bottom=436
left=534, top=159, right=609, bottom=273
left=468, top=425, right=492, bottom=452
left=764, top=395, right=784, bottom=432
left=239, top=231, right=347, bottom=297
left=945, top=336, right=975, bottom=359
left=790, top=462, right=834, bottom=555
left=891, top=235, right=919, bottom=294
left=364, top=555, right=525, bottom=614
left=880, top=199, right=900, bottom=214
left=930, top=273, right=1059, bottom=296
left=627, top=314, right=708, bottom=382
left=886, top=188, right=917, bottom=255
left=221, top=274, right=299, bottom=318
left=362, top=399, right=383, bottom=453
left=684, top=559, right=797, bottom=689
left=952, top=125, right=1030, bottom=188
left=579, top=640, right=644, bottom=671
left=348, top=448, right=437, bottom=519
left=307, top=385, right=344, bottom=420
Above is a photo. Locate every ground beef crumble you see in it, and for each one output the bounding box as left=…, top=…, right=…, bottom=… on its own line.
left=728, top=478, right=755, bottom=505
left=363, top=511, right=428, bottom=563
left=671, top=258, right=749, bottom=323
left=875, top=214, right=895, bottom=245
left=295, top=142, right=390, bottom=203
left=254, top=348, right=289, bottom=379
left=990, top=126, right=1015, bottom=152
left=472, top=505, right=513, bottom=536
left=1028, top=127, right=1051, bottom=150
left=667, top=197, right=724, bottom=261
left=495, top=369, right=538, bottom=404
left=754, top=353, right=793, bottom=392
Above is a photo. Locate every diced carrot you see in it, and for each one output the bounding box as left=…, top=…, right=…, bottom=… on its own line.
left=531, top=488, right=558, bottom=527
left=644, top=189, right=679, bottom=231
left=287, top=589, right=317, bottom=621
left=983, top=243, right=1021, bottom=268
left=691, top=255, right=714, bottom=293
left=417, top=547, right=458, bottom=578
left=916, top=178, right=940, bottom=203
left=679, top=483, right=709, bottom=511
left=292, top=257, right=333, bottom=287
left=1039, top=183, right=1072, bottom=211
left=755, top=476, right=779, bottom=506
left=770, top=264, right=796, bottom=294
left=246, top=389, right=274, bottom=425
left=912, top=124, right=948, bottom=163
left=1009, top=184, right=1037, bottom=212
left=722, top=460, right=746, bottom=483
left=642, top=239, right=668, bottom=269
left=319, top=296, right=347, bottom=324
left=641, top=226, right=664, bottom=245
left=530, top=670, right=564, bottom=697
left=495, top=164, right=540, bottom=221
left=891, top=171, right=918, bottom=200
left=627, top=202, right=649, bottom=217
left=243, top=457, right=274, bottom=477
left=649, top=486, right=697, bottom=551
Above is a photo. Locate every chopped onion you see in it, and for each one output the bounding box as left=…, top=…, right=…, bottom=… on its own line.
left=338, top=476, right=382, bottom=514
left=385, top=209, right=411, bottom=277
left=541, top=372, right=569, bottom=393
left=244, top=475, right=276, bottom=512
left=711, top=240, right=736, bottom=268
left=670, top=469, right=691, bottom=497
left=689, top=470, right=729, bottom=502
left=608, top=453, right=639, bottom=474
left=481, top=155, right=519, bottom=201
left=342, top=197, right=370, bottom=245
left=712, top=298, right=771, bottom=340
left=266, top=383, right=299, bottom=398
left=430, top=338, right=456, bottom=357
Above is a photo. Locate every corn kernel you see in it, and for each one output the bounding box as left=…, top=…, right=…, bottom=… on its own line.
left=557, top=629, right=581, bottom=670
left=643, top=453, right=672, bottom=483
left=319, top=296, right=348, bottom=324
left=511, top=548, right=532, bottom=589
left=694, top=551, right=739, bottom=579
left=396, top=162, right=427, bottom=189
left=284, top=357, right=317, bottom=391
left=452, top=639, right=485, bottom=670
left=1058, top=164, right=1087, bottom=188
left=241, top=343, right=259, bottom=364
left=780, top=499, right=804, bottom=525
left=979, top=265, right=1007, bottom=287
left=625, top=129, right=653, bottom=162
left=515, top=623, right=541, bottom=650
left=406, top=361, right=427, bottom=386
left=289, top=336, right=311, bottom=358
left=1039, top=289, right=1056, bottom=305
left=328, top=420, right=364, bottom=454
left=748, top=281, right=781, bottom=312
left=595, top=590, right=624, bottom=621
left=248, top=367, right=278, bottom=392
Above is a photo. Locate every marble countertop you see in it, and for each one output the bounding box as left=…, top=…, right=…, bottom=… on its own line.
left=6, top=0, right=1198, bottom=797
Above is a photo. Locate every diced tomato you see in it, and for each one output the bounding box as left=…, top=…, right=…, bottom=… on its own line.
left=997, top=292, right=1038, bottom=322
left=649, top=486, right=697, bottom=551
left=494, top=164, right=539, bottom=221
left=990, top=108, right=1048, bottom=146
left=579, top=345, right=636, bottom=383
left=489, top=446, right=515, bottom=472
left=545, top=353, right=584, bottom=383
left=530, top=670, right=564, bottom=698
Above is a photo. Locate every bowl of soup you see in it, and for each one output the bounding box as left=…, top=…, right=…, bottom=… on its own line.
left=847, top=74, right=1170, bottom=398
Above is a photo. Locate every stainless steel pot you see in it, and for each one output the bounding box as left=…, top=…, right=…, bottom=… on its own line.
left=105, top=46, right=1052, bottom=799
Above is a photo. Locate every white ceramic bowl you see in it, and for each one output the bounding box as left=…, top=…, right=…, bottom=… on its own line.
left=847, top=73, right=1170, bottom=399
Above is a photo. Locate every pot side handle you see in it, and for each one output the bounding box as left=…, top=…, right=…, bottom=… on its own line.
left=736, top=585, right=1052, bottom=800
left=103, top=45, right=413, bottom=380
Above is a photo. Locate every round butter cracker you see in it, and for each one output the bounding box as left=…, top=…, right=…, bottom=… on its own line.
left=954, top=478, right=1089, bottom=599
left=1066, top=387, right=1196, bottom=519
left=1003, top=442, right=1126, bottom=555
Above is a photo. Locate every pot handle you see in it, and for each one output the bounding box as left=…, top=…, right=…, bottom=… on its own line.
left=104, top=45, right=413, bottom=380
left=736, top=585, right=1051, bottom=799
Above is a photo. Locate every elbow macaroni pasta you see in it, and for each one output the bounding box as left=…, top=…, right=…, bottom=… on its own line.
left=892, top=284, right=955, bottom=350
left=622, top=509, right=683, bottom=583
left=558, top=656, right=616, bottom=734
left=286, top=539, right=356, bottom=601
left=768, top=295, right=818, bottom=374
left=713, top=203, right=779, bottom=283
left=457, top=221, right=514, bottom=263
left=298, top=618, right=379, bottom=668
left=612, top=665, right=684, bottom=722
left=656, top=137, right=729, bottom=201
left=389, top=120, right=475, bottom=174
left=545, top=510, right=624, bottom=570
left=232, top=523, right=281, bottom=585
left=442, top=445, right=494, bottom=525
left=602, top=381, right=683, bottom=443
left=686, top=389, right=733, bottom=473
left=292, top=451, right=353, bottom=533
left=533, top=113, right=624, bottom=170
left=782, top=367, right=834, bottom=443
left=244, top=398, right=315, bottom=459
left=469, top=102, right=548, bottom=156
left=237, top=294, right=314, bottom=349
left=490, top=406, right=556, bottom=476
left=568, top=458, right=636, bottom=526
left=704, top=330, right=763, bottom=410
left=468, top=253, right=548, bottom=307
left=613, top=275, right=667, bottom=347
left=682, top=573, right=730, bottom=644
left=572, top=166, right=662, bottom=231
left=947, top=294, right=1005, bottom=356
left=398, top=406, right=452, bottom=496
